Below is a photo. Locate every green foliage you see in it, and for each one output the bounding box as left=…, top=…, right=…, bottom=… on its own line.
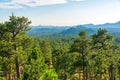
left=92, top=29, right=113, bottom=49
left=70, top=30, right=90, bottom=80
left=39, top=69, right=58, bottom=80
left=52, top=49, right=74, bottom=79
left=1, top=15, right=120, bottom=80
left=40, top=40, right=52, bottom=66
left=0, top=14, right=32, bottom=80
left=23, top=47, right=47, bottom=80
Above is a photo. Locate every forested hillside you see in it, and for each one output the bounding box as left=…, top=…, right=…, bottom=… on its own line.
left=28, top=21, right=120, bottom=37
left=1, top=15, right=120, bottom=80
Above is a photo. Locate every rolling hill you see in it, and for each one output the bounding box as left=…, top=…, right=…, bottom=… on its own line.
left=27, top=21, right=120, bottom=37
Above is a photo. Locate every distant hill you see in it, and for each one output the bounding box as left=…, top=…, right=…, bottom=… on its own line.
left=96, top=21, right=120, bottom=28
left=60, top=25, right=95, bottom=35
left=27, top=25, right=68, bottom=36
left=27, top=21, right=120, bottom=37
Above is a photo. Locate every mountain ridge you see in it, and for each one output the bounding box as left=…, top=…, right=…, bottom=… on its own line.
left=28, top=21, right=120, bottom=36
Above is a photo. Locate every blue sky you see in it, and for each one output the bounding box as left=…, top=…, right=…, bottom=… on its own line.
left=0, top=0, right=120, bottom=26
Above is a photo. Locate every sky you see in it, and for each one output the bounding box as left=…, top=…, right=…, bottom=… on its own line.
left=0, top=0, right=120, bottom=26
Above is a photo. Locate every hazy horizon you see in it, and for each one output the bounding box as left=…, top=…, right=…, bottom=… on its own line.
left=0, top=0, right=120, bottom=26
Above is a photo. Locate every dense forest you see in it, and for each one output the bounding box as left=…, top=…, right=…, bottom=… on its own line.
left=0, top=15, right=120, bottom=80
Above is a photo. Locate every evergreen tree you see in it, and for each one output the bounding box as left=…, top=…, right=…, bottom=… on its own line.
left=23, top=47, right=47, bottom=80
left=0, top=14, right=32, bottom=79
left=92, top=29, right=114, bottom=80
left=40, top=40, right=52, bottom=69
left=70, top=30, right=90, bottom=80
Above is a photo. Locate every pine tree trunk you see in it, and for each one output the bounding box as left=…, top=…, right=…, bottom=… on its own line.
left=109, top=64, right=115, bottom=80
left=6, top=68, right=9, bottom=80
left=63, top=73, right=67, bottom=80
left=15, top=56, right=20, bottom=78
left=13, top=35, right=20, bottom=79
left=79, top=70, right=80, bottom=80
left=83, top=66, right=85, bottom=80
left=82, top=53, right=85, bottom=80
left=78, top=68, right=81, bottom=80
left=81, top=46, right=85, bottom=80
left=85, top=68, right=88, bottom=80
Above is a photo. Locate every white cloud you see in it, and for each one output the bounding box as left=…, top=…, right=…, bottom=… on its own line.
left=0, top=0, right=85, bottom=9
left=70, top=0, right=85, bottom=1
left=0, top=1, right=23, bottom=8
left=13, top=0, right=67, bottom=7
left=0, top=0, right=67, bottom=8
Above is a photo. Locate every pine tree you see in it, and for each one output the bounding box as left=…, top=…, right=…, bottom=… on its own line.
left=70, top=30, right=90, bottom=80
